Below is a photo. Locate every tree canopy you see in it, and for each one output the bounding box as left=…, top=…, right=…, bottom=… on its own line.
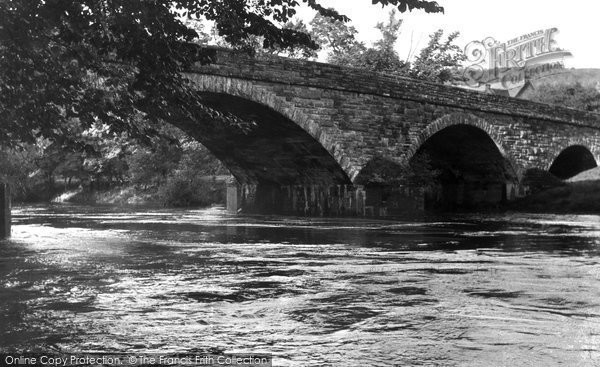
left=310, top=8, right=464, bottom=83
left=0, top=0, right=444, bottom=146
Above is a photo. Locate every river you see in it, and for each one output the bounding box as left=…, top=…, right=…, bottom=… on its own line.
left=1, top=204, right=599, bottom=366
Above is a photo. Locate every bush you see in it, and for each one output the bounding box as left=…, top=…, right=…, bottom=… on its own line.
left=158, top=174, right=225, bottom=207
left=511, top=180, right=600, bottom=213
left=521, top=168, right=565, bottom=194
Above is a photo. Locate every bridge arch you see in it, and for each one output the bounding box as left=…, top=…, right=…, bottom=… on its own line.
left=548, top=144, right=598, bottom=179
left=180, top=73, right=353, bottom=185
left=405, top=113, right=519, bottom=209
left=405, top=113, right=513, bottom=166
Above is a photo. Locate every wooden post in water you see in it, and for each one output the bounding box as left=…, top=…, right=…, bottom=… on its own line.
left=0, top=183, right=10, bottom=239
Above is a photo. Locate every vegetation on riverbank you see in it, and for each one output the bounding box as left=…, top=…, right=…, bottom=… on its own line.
left=510, top=167, right=600, bottom=214
left=52, top=178, right=227, bottom=207
left=510, top=181, right=600, bottom=213
left=0, top=124, right=229, bottom=208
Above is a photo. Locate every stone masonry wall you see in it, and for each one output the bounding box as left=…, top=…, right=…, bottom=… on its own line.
left=185, top=47, right=600, bottom=183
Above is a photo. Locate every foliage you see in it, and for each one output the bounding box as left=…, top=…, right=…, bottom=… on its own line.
left=409, top=29, right=466, bottom=83
left=0, top=0, right=444, bottom=205
left=373, top=0, right=443, bottom=13
left=528, top=83, right=600, bottom=112
left=0, top=0, right=443, bottom=147
left=356, top=153, right=439, bottom=187
left=374, top=10, right=403, bottom=53
left=521, top=168, right=565, bottom=194
left=79, top=123, right=133, bottom=188
left=511, top=179, right=600, bottom=214
left=356, top=11, right=408, bottom=73
left=311, top=9, right=463, bottom=83
left=158, top=174, right=225, bottom=208
left=127, top=139, right=183, bottom=189
left=0, top=120, right=227, bottom=206
left=311, top=10, right=408, bottom=73
left=156, top=140, right=227, bottom=207
left=0, top=146, right=39, bottom=201
left=310, top=13, right=365, bottom=65
left=225, top=19, right=317, bottom=59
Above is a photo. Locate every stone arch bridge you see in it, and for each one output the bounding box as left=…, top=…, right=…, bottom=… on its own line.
left=170, top=47, right=600, bottom=216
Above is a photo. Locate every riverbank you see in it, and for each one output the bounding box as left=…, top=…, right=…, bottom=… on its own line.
left=52, top=186, right=159, bottom=206
left=510, top=167, right=600, bottom=213
left=51, top=178, right=227, bottom=208
left=42, top=167, right=600, bottom=214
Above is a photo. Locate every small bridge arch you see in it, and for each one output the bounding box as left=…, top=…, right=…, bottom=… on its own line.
left=548, top=144, right=598, bottom=179
left=405, top=113, right=514, bottom=167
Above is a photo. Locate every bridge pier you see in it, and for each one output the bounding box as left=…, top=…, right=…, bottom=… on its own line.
left=0, top=183, right=10, bottom=239
left=421, top=181, right=517, bottom=211
left=227, top=182, right=366, bottom=216
left=226, top=181, right=436, bottom=217
left=226, top=179, right=522, bottom=217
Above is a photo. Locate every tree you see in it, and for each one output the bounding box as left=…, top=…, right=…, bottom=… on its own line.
left=0, top=0, right=443, bottom=147
left=0, top=145, right=40, bottom=201
left=79, top=123, right=132, bottom=189
left=127, top=138, right=183, bottom=189
left=214, top=19, right=317, bottom=59
left=311, top=10, right=407, bottom=73
left=409, top=29, right=465, bottom=83
left=156, top=141, right=229, bottom=207
left=356, top=10, right=408, bottom=73
left=310, top=13, right=366, bottom=65
left=311, top=9, right=463, bottom=83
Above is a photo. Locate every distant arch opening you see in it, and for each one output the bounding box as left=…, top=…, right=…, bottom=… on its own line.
left=548, top=145, right=597, bottom=180
left=414, top=124, right=517, bottom=211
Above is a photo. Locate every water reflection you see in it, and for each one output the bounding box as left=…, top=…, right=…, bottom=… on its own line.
left=1, top=205, right=600, bottom=366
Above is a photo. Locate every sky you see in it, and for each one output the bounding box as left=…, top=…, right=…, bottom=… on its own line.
left=295, top=0, right=599, bottom=69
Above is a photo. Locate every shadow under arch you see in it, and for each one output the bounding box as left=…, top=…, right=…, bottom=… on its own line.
left=167, top=90, right=351, bottom=186
left=354, top=155, right=433, bottom=216
left=183, top=73, right=354, bottom=184
left=548, top=145, right=597, bottom=180
left=154, top=86, right=360, bottom=215
left=405, top=113, right=517, bottom=172
left=411, top=123, right=518, bottom=211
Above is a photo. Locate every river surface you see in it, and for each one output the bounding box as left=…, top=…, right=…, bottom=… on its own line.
left=1, top=204, right=600, bottom=366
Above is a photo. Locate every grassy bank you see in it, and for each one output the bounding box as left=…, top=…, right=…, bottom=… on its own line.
left=511, top=167, right=600, bottom=214
left=510, top=180, right=600, bottom=213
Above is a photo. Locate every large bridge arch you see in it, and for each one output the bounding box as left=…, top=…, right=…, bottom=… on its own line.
left=183, top=73, right=355, bottom=183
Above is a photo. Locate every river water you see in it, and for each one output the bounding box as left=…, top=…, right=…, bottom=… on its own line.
left=1, top=204, right=600, bottom=366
